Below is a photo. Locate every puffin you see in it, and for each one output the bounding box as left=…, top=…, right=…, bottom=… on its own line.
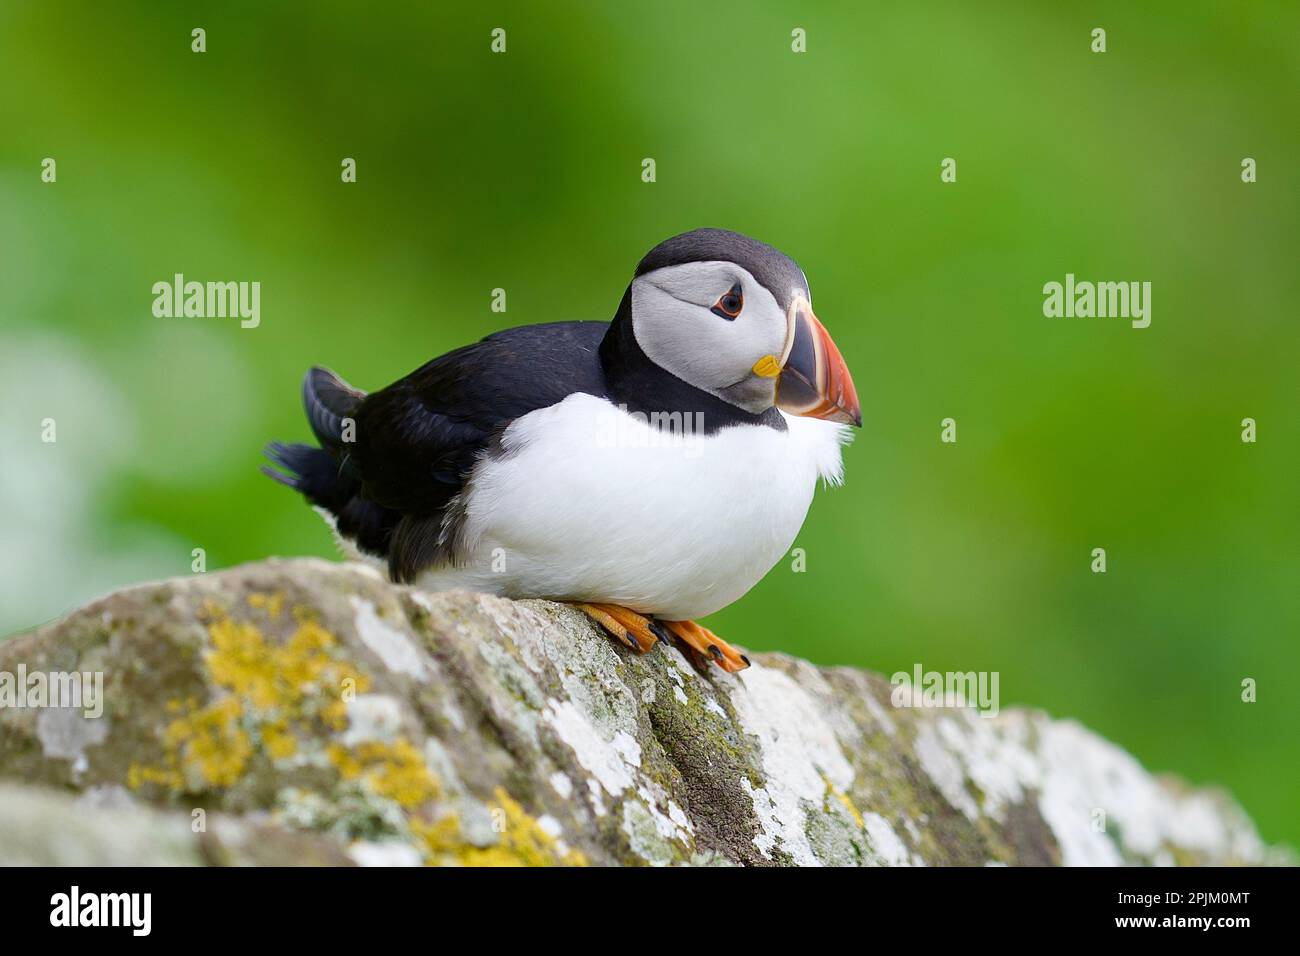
left=264, top=228, right=860, bottom=673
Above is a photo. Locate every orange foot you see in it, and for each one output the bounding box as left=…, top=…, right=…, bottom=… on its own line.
left=661, top=619, right=750, bottom=674
left=572, top=603, right=661, bottom=654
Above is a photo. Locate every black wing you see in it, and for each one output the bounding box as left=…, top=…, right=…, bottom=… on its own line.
left=266, top=321, right=610, bottom=582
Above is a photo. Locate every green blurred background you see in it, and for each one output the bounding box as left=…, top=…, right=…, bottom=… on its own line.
left=1, top=2, right=1296, bottom=846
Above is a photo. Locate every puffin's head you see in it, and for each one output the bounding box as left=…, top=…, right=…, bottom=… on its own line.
left=626, top=228, right=861, bottom=425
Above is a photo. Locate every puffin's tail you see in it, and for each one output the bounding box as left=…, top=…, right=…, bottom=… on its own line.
left=262, top=367, right=363, bottom=498
left=300, top=366, right=365, bottom=454
left=262, top=368, right=395, bottom=558
left=261, top=441, right=354, bottom=511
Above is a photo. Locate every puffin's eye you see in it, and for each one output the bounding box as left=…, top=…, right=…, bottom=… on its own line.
left=710, top=282, right=744, bottom=320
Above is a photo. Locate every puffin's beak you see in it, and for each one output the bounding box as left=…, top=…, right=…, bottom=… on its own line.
left=774, top=295, right=862, bottom=426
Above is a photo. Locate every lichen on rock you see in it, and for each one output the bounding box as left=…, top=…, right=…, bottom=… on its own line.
left=0, top=558, right=1283, bottom=866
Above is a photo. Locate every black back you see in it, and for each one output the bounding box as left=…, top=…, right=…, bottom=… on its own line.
left=353, top=320, right=609, bottom=515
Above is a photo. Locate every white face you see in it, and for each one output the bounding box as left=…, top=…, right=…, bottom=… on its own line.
left=630, top=261, right=798, bottom=413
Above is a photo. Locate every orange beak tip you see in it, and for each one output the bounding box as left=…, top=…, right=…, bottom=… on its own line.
left=774, top=295, right=862, bottom=427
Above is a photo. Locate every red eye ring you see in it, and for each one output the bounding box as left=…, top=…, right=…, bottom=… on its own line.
left=711, top=282, right=744, bottom=320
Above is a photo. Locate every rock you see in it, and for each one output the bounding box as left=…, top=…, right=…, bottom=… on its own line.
left=0, top=558, right=1279, bottom=866
left=0, top=782, right=354, bottom=866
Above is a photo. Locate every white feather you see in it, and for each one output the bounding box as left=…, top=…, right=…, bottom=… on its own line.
left=411, top=394, right=849, bottom=620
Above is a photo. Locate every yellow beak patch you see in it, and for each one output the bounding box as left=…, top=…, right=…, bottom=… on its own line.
left=751, top=354, right=782, bottom=378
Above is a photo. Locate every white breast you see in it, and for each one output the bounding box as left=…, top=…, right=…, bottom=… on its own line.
left=413, top=393, right=849, bottom=620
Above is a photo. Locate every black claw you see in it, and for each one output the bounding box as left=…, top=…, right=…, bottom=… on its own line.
left=708, top=644, right=724, bottom=663
left=740, top=654, right=751, bottom=667
left=648, top=620, right=673, bottom=644
left=599, top=622, right=635, bottom=650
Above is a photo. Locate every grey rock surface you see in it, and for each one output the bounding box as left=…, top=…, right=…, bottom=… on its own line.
left=0, top=558, right=1277, bottom=866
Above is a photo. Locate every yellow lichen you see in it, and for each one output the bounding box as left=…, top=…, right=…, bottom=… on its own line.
left=131, top=612, right=372, bottom=795
left=247, top=591, right=285, bottom=620
left=199, top=598, right=227, bottom=620
left=327, top=742, right=362, bottom=780
left=261, top=721, right=298, bottom=760
left=204, top=616, right=366, bottom=715
left=132, top=607, right=456, bottom=859
left=205, top=617, right=282, bottom=711
left=163, top=695, right=252, bottom=788
left=414, top=788, right=587, bottom=867
left=329, top=739, right=440, bottom=808
left=127, top=762, right=182, bottom=791
left=823, top=773, right=865, bottom=828
left=360, top=740, right=440, bottom=807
